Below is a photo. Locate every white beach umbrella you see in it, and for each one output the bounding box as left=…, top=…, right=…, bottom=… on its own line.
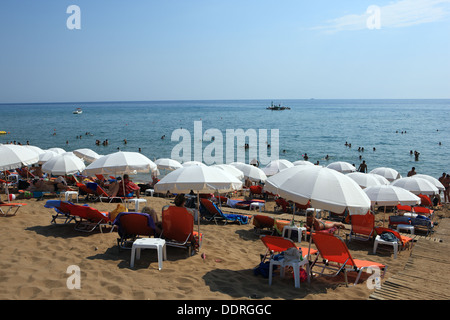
left=0, top=145, right=39, bottom=171
left=24, top=145, right=46, bottom=155
left=370, top=173, right=390, bottom=185
left=154, top=165, right=242, bottom=194
left=212, top=164, right=245, bottom=180
left=73, top=148, right=101, bottom=163
left=413, top=174, right=445, bottom=192
left=265, top=166, right=371, bottom=215
left=265, top=165, right=371, bottom=261
left=38, top=150, right=58, bottom=165
left=391, top=177, right=439, bottom=196
left=229, top=162, right=267, bottom=182
left=182, top=161, right=206, bottom=167
left=41, top=153, right=86, bottom=176
left=155, top=158, right=183, bottom=171
left=326, top=161, right=356, bottom=173
left=47, top=147, right=66, bottom=155
left=84, top=151, right=157, bottom=176
left=262, top=159, right=294, bottom=176
left=364, top=184, right=421, bottom=226
left=154, top=165, right=243, bottom=234
left=346, top=172, right=382, bottom=189
left=364, top=185, right=421, bottom=206
left=369, top=167, right=401, bottom=182
left=293, top=160, right=315, bottom=166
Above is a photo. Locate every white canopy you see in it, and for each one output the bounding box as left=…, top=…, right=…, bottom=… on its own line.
left=264, top=166, right=371, bottom=215
left=154, top=165, right=242, bottom=194
left=229, top=162, right=267, bottom=182
left=211, top=164, right=245, bottom=180
left=155, top=158, right=183, bottom=171
left=42, top=153, right=86, bottom=176
left=364, top=185, right=421, bottom=206
left=262, top=159, right=294, bottom=176
left=346, top=172, right=382, bottom=189
left=84, top=151, right=157, bottom=176
left=0, top=145, right=39, bottom=171
left=326, top=161, right=356, bottom=173
left=369, top=167, right=401, bottom=182
left=413, top=174, right=445, bottom=191
left=391, top=177, right=439, bottom=196
left=73, top=148, right=101, bottom=163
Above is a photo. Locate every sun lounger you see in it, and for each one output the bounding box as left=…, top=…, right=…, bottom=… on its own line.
left=260, top=235, right=316, bottom=288
left=44, top=200, right=78, bottom=224
left=253, top=215, right=276, bottom=235
left=348, top=211, right=375, bottom=242
left=0, top=202, right=27, bottom=216
left=69, top=204, right=115, bottom=233
left=310, top=232, right=387, bottom=286
left=260, top=235, right=318, bottom=262
left=113, top=212, right=156, bottom=249
left=200, top=199, right=250, bottom=225
left=373, top=227, right=413, bottom=259
left=161, top=205, right=203, bottom=256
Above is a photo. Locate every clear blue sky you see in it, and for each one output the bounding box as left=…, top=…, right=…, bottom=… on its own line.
left=1, top=0, right=449, bottom=103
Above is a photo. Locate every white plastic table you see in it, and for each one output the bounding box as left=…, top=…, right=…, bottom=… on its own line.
left=60, top=191, right=79, bottom=203
left=373, top=235, right=398, bottom=259
left=130, top=238, right=167, bottom=270
left=282, top=225, right=307, bottom=243
left=250, top=202, right=265, bottom=212
left=397, top=224, right=414, bottom=235
left=125, top=198, right=147, bottom=211
left=269, top=256, right=310, bottom=288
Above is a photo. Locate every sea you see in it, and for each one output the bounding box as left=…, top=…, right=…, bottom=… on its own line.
left=1, top=99, right=449, bottom=182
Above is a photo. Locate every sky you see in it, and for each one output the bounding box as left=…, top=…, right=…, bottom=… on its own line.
left=0, top=0, right=449, bottom=103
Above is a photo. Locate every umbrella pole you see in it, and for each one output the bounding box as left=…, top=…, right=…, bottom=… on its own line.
left=197, top=192, right=200, bottom=235
left=3, top=170, right=10, bottom=203
left=307, top=208, right=315, bottom=283
left=383, top=206, right=386, bottom=227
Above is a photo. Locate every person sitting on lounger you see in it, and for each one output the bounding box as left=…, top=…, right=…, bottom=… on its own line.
left=141, top=206, right=162, bottom=235
left=108, top=174, right=141, bottom=198
left=174, top=193, right=198, bottom=221
left=306, top=210, right=346, bottom=233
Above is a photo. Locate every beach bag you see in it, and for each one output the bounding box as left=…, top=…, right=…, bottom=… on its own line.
left=380, top=232, right=397, bottom=242
left=253, top=261, right=277, bottom=278
left=283, top=247, right=302, bottom=262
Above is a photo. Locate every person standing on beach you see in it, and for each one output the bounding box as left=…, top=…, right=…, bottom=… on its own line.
left=440, top=173, right=450, bottom=203
left=358, top=160, right=367, bottom=173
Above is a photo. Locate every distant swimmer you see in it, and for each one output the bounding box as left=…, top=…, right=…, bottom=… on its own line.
left=161, top=135, right=166, bottom=140
left=303, top=153, right=308, bottom=161
left=407, top=167, right=417, bottom=177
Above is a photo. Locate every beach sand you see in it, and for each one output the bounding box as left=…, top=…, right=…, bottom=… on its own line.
left=1, top=193, right=449, bottom=301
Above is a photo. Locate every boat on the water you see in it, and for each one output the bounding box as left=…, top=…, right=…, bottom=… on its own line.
left=266, top=101, right=290, bottom=110
left=73, top=108, right=83, bottom=114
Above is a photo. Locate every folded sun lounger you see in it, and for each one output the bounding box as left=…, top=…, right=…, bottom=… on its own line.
left=0, top=202, right=27, bottom=216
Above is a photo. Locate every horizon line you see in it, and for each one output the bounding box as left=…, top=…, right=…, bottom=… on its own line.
left=1, top=97, right=450, bottom=106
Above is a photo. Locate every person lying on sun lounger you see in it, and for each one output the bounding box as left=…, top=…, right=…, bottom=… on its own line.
left=306, top=210, right=347, bottom=233
left=27, top=178, right=72, bottom=193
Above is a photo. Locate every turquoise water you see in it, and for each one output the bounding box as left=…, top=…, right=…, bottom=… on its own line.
left=1, top=99, right=449, bottom=180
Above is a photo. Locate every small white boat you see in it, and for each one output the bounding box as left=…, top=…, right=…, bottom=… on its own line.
left=73, top=108, right=82, bottom=114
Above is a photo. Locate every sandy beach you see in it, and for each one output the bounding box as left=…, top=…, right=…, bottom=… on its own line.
left=1, top=192, right=449, bottom=302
